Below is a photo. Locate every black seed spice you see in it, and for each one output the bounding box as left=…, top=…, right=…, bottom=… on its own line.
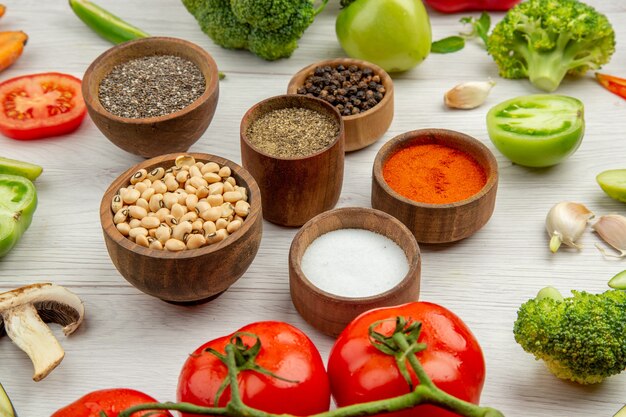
left=296, top=64, right=386, bottom=116
left=246, top=108, right=338, bottom=158
left=99, top=55, right=205, bottom=119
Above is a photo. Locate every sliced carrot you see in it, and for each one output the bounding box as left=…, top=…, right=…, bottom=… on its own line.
left=596, top=73, right=626, bottom=100
left=0, top=31, right=27, bottom=73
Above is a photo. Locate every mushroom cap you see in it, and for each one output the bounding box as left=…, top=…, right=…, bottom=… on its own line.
left=0, top=283, right=85, bottom=337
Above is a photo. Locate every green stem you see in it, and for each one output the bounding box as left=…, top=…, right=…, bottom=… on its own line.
left=314, top=0, right=329, bottom=16
left=118, top=402, right=228, bottom=417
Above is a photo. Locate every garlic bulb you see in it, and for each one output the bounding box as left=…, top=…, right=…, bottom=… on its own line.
left=545, top=202, right=594, bottom=253
left=444, top=80, right=496, bottom=110
left=593, top=214, right=626, bottom=258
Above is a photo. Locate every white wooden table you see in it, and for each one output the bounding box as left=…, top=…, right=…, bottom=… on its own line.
left=1, top=1, right=625, bottom=415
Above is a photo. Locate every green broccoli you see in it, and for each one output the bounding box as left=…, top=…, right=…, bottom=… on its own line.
left=182, top=0, right=328, bottom=60
left=487, top=0, right=615, bottom=92
left=514, top=287, right=626, bottom=384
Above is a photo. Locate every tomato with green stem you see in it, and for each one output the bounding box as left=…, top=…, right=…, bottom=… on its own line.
left=328, top=302, right=485, bottom=417
left=51, top=388, right=172, bottom=417
left=486, top=95, right=585, bottom=168
left=177, top=321, right=330, bottom=417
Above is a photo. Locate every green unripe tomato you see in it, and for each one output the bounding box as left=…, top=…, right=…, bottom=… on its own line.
left=336, top=0, right=432, bottom=73
left=486, top=95, right=585, bottom=168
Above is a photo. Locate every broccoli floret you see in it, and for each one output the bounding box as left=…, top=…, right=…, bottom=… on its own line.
left=514, top=287, right=626, bottom=384
left=182, top=0, right=327, bottom=60
left=487, top=0, right=615, bottom=92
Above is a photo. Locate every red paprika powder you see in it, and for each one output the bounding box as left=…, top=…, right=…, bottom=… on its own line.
left=383, top=143, right=486, bottom=204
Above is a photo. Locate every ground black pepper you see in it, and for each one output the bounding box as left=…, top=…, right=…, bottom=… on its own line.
left=296, top=64, right=386, bottom=116
left=99, top=55, right=205, bottom=119
left=246, top=108, right=338, bottom=158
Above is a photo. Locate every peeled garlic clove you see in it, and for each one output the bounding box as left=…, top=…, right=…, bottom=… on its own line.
left=593, top=214, right=626, bottom=258
left=444, top=80, right=496, bottom=110
left=545, top=202, right=594, bottom=253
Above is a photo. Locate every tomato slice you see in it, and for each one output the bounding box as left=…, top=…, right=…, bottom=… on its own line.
left=0, top=72, right=87, bottom=140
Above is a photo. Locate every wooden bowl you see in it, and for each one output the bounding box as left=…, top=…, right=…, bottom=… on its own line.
left=100, top=153, right=262, bottom=303
left=289, top=207, right=421, bottom=337
left=372, top=129, right=498, bottom=244
left=240, top=94, right=344, bottom=227
left=83, top=37, right=219, bottom=158
left=287, top=58, right=394, bottom=152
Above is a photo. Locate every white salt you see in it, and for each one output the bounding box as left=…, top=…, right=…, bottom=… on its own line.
left=300, top=228, right=409, bottom=298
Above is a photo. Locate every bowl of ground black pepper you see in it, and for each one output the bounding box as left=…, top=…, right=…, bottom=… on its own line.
left=371, top=129, right=499, bottom=244
left=83, top=37, right=219, bottom=158
left=287, top=58, right=393, bottom=152
left=240, top=94, right=344, bottom=226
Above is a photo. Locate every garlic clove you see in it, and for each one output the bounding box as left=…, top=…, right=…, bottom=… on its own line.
left=444, top=80, right=496, bottom=110
left=593, top=214, right=626, bottom=258
left=545, top=202, right=594, bottom=253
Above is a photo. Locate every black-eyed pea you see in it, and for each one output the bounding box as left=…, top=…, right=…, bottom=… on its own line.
left=113, top=208, right=129, bottom=225
left=155, top=207, right=170, bottom=222
left=196, top=186, right=209, bottom=198
left=189, top=165, right=202, bottom=178
left=180, top=211, right=198, bottom=223
left=204, top=172, right=221, bottom=184
left=227, top=219, right=243, bottom=234
left=171, top=203, right=187, bottom=220
left=223, top=191, right=242, bottom=203
left=135, top=234, right=150, bottom=248
left=194, top=161, right=204, bottom=169
left=129, top=227, right=149, bottom=240
left=149, top=239, right=163, bottom=250
left=186, top=234, right=206, bottom=250
left=223, top=181, right=235, bottom=193
left=111, top=194, right=123, bottom=213
left=188, top=176, right=207, bottom=189
left=165, top=176, right=179, bottom=192
left=192, top=219, right=204, bottom=231
left=225, top=176, right=237, bottom=186
left=130, top=168, right=147, bottom=185
left=116, top=222, right=130, bottom=236
left=206, top=229, right=227, bottom=244
left=165, top=215, right=178, bottom=227
left=175, top=189, right=188, bottom=204
left=141, top=178, right=152, bottom=187
left=185, top=194, right=199, bottom=211
left=149, top=194, right=164, bottom=212
left=129, top=218, right=142, bottom=229
left=195, top=201, right=210, bottom=214
left=122, top=188, right=141, bottom=204
left=207, top=194, right=223, bottom=207
left=141, top=187, right=155, bottom=201
left=135, top=198, right=149, bottom=211
left=235, top=201, right=251, bottom=217
left=200, top=207, right=221, bottom=222
left=184, top=184, right=197, bottom=195
left=239, top=187, right=248, bottom=202
left=152, top=180, right=167, bottom=194
left=216, top=218, right=229, bottom=230
left=155, top=223, right=171, bottom=243
left=208, top=182, right=224, bottom=195
left=176, top=170, right=190, bottom=183
left=218, top=166, right=231, bottom=178
left=201, top=162, right=220, bottom=174
left=129, top=205, right=148, bottom=219
left=148, top=228, right=157, bottom=238
left=203, top=221, right=217, bottom=235
left=147, top=167, right=165, bottom=182
left=165, top=238, right=186, bottom=252
left=141, top=216, right=160, bottom=229
left=134, top=182, right=148, bottom=194
left=221, top=203, right=234, bottom=218
left=172, top=221, right=193, bottom=241
left=175, top=154, right=196, bottom=168
left=163, top=192, right=178, bottom=209
left=234, top=215, right=245, bottom=223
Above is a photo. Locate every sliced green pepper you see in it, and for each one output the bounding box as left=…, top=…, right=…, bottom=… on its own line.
left=69, top=0, right=149, bottom=44
left=0, top=174, right=37, bottom=258
left=0, top=156, right=42, bottom=181
left=0, top=382, right=16, bottom=417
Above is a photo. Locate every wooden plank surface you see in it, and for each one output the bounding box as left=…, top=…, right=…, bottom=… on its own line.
left=1, top=0, right=626, bottom=415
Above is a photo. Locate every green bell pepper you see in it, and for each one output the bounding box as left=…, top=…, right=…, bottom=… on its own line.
left=0, top=382, right=16, bottom=417
left=336, top=0, right=432, bottom=73
left=0, top=156, right=42, bottom=181
left=0, top=174, right=37, bottom=258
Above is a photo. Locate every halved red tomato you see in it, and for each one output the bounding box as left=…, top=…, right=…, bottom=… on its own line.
left=0, top=72, right=87, bottom=140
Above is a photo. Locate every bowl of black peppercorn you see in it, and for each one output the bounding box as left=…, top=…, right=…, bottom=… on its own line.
left=287, top=58, right=394, bottom=152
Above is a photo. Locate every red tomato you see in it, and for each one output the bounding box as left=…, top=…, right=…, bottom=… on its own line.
left=328, top=302, right=485, bottom=417
left=51, top=388, right=172, bottom=417
left=178, top=321, right=330, bottom=417
left=0, top=72, right=87, bottom=140
left=424, top=0, right=520, bottom=13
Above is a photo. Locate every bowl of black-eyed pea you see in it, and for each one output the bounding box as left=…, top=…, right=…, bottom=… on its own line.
left=100, top=153, right=263, bottom=304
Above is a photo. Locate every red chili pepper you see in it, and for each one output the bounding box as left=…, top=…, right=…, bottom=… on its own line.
left=424, top=0, right=521, bottom=13
left=596, top=73, right=626, bottom=100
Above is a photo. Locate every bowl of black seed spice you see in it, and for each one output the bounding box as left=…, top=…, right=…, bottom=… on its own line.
left=288, top=58, right=393, bottom=152
left=83, top=37, right=219, bottom=158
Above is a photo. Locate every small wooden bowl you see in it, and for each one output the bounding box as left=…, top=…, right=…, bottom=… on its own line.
left=372, top=129, right=498, bottom=244
left=287, top=58, right=394, bottom=152
left=240, top=94, right=344, bottom=227
left=289, top=207, right=421, bottom=337
left=100, top=153, right=262, bottom=303
left=83, top=37, right=219, bottom=158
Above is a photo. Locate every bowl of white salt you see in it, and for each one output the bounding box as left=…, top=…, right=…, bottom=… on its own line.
left=289, top=207, right=421, bottom=337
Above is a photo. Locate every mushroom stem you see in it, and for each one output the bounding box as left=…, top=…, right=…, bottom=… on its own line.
left=2, top=303, right=64, bottom=381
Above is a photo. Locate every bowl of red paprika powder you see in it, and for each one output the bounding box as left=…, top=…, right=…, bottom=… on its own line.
left=371, top=129, right=498, bottom=244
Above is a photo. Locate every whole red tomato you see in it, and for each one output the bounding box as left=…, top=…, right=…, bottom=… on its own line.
left=424, top=0, right=521, bottom=13
left=51, top=388, right=172, bottom=417
left=178, top=321, right=330, bottom=417
left=328, top=302, right=485, bottom=417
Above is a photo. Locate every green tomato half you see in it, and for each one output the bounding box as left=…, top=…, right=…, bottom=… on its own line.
left=597, top=169, right=626, bottom=203
left=486, top=95, right=585, bottom=168
left=336, top=0, right=432, bottom=73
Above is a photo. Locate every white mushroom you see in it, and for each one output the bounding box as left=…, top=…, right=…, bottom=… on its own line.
left=0, top=283, right=85, bottom=381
